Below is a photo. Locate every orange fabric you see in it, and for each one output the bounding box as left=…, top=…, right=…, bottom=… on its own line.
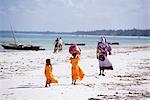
left=70, top=56, right=85, bottom=81
left=44, top=64, right=58, bottom=84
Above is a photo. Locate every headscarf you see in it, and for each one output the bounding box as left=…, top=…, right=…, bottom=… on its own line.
left=100, top=37, right=107, bottom=45
left=101, top=36, right=112, bottom=52
left=98, top=37, right=107, bottom=49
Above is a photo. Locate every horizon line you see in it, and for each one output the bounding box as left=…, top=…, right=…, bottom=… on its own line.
left=0, top=28, right=150, bottom=33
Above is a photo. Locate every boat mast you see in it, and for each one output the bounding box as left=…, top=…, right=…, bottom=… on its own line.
left=10, top=24, right=17, bottom=45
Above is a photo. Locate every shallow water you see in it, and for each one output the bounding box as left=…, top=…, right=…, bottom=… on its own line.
left=0, top=32, right=150, bottom=51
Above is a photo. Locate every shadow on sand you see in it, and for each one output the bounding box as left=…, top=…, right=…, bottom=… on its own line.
left=8, top=83, right=75, bottom=89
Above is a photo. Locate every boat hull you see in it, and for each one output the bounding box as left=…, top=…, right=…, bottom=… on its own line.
left=1, top=44, right=45, bottom=50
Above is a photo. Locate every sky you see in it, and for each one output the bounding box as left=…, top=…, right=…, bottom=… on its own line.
left=0, top=0, right=149, bottom=32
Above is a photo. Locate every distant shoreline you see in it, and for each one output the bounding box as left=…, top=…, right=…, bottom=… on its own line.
left=0, top=29, right=150, bottom=36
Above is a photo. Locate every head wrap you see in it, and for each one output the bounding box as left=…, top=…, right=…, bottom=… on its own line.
left=99, top=36, right=112, bottom=53
left=100, top=37, right=107, bottom=44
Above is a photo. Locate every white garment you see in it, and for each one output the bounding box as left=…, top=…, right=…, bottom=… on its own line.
left=59, top=39, right=63, bottom=45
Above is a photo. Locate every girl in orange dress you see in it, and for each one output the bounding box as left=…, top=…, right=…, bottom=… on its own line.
left=44, top=59, right=58, bottom=87
left=70, top=53, right=85, bottom=85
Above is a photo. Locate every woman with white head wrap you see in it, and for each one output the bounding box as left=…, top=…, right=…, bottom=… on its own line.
left=96, top=37, right=113, bottom=76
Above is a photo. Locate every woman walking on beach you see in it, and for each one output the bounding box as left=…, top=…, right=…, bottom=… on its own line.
left=70, top=53, right=85, bottom=85
left=58, top=37, right=63, bottom=51
left=53, top=38, right=60, bottom=53
left=44, top=59, right=58, bottom=87
left=53, top=37, right=63, bottom=53
left=96, top=37, right=113, bottom=76
left=69, top=44, right=84, bottom=85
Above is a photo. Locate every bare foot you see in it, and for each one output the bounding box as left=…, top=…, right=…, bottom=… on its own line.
left=102, top=74, right=105, bottom=76
left=73, top=83, right=77, bottom=85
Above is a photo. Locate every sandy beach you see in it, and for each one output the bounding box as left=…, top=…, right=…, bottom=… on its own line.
left=0, top=45, right=150, bottom=100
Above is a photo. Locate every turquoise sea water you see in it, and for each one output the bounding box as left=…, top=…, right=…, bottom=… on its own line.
left=0, top=32, right=150, bottom=51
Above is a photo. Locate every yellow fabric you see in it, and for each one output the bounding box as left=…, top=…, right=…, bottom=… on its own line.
left=70, top=56, right=85, bottom=81
left=45, top=64, right=58, bottom=83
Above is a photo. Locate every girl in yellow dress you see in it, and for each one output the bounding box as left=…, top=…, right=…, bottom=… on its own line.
left=70, top=53, right=85, bottom=85
left=44, top=59, right=58, bottom=87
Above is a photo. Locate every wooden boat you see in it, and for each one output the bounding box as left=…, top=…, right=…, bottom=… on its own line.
left=1, top=24, right=45, bottom=50
left=108, top=42, right=119, bottom=45
left=1, top=43, right=45, bottom=50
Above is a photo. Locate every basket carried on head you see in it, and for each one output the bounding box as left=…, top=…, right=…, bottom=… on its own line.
left=69, top=44, right=81, bottom=55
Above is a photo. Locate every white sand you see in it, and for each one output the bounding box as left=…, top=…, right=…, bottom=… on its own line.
left=0, top=45, right=150, bottom=100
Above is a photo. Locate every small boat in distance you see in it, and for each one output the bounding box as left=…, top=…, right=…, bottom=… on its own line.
left=1, top=43, right=45, bottom=50
left=108, top=42, right=119, bottom=45
left=1, top=24, right=45, bottom=50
